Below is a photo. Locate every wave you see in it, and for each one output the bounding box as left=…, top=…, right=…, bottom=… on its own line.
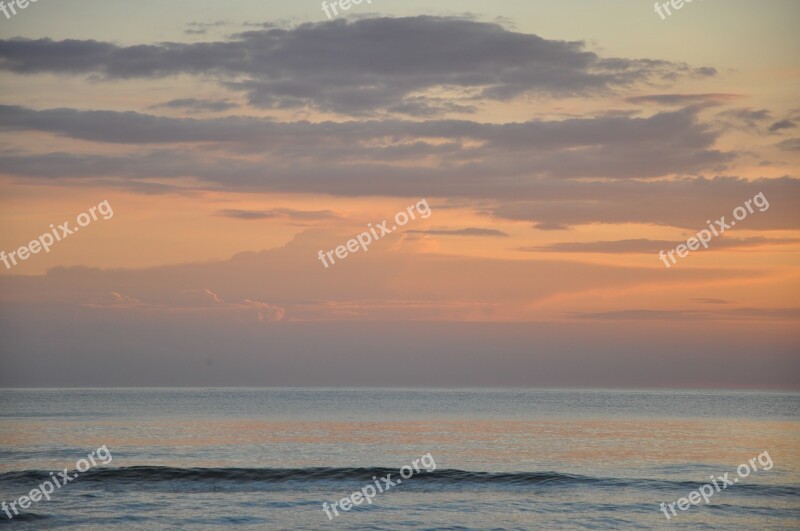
left=1, top=467, right=797, bottom=496
left=2, top=466, right=582, bottom=484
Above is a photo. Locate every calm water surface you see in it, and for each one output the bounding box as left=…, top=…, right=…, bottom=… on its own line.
left=0, top=388, right=798, bottom=529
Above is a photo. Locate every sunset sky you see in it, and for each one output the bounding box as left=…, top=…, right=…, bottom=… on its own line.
left=1, top=0, right=798, bottom=388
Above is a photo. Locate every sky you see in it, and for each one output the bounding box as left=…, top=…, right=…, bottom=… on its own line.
left=0, top=0, right=798, bottom=388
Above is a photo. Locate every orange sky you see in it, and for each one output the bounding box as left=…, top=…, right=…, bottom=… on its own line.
left=0, top=1, right=798, bottom=387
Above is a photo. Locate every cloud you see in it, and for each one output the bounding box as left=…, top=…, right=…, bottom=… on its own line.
left=627, top=93, right=742, bottom=106
left=0, top=16, right=715, bottom=116
left=0, top=228, right=748, bottom=324
left=776, top=138, right=800, bottom=151
left=524, top=236, right=800, bottom=254
left=240, top=299, right=286, bottom=322
left=693, top=298, right=732, bottom=305
left=0, top=105, right=732, bottom=182
left=533, top=222, right=571, bottom=231
left=571, top=308, right=800, bottom=321
left=0, top=226, right=793, bottom=387
left=184, top=20, right=230, bottom=36
left=717, top=107, right=773, bottom=129
left=89, top=291, right=143, bottom=307
left=0, top=151, right=794, bottom=232
left=490, top=176, right=800, bottom=230
left=219, top=209, right=280, bottom=220
left=0, top=117, right=794, bottom=233
left=218, top=208, right=338, bottom=220
left=185, top=288, right=225, bottom=304
left=768, top=119, right=797, bottom=133
left=86, top=288, right=285, bottom=322
left=407, top=227, right=509, bottom=237
left=151, top=98, right=237, bottom=112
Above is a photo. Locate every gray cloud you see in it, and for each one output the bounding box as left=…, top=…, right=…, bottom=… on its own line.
left=717, top=107, right=773, bottom=129
left=0, top=16, right=715, bottom=116
left=524, top=236, right=800, bottom=254
left=769, top=119, right=797, bottom=133
left=571, top=308, right=800, bottom=321
left=220, top=209, right=279, bottom=220
left=219, top=208, right=338, bottom=220
left=777, top=138, right=800, bottom=151
left=407, top=228, right=509, bottom=237
left=627, top=93, right=741, bottom=106
left=184, top=20, right=230, bottom=36
left=491, top=176, right=800, bottom=230
left=151, top=98, right=237, bottom=112
left=0, top=105, right=732, bottom=181
left=718, top=108, right=771, bottom=121
left=0, top=147, right=795, bottom=230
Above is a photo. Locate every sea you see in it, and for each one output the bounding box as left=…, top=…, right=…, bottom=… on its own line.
left=0, top=388, right=798, bottom=529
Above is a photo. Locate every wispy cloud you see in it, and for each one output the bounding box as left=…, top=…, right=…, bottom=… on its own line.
left=407, top=228, right=509, bottom=237
left=218, top=208, right=338, bottom=220
left=151, top=98, right=237, bottom=112
left=627, top=93, right=741, bottom=106
left=769, top=119, right=797, bottom=133
left=777, top=138, right=800, bottom=151
left=86, top=288, right=286, bottom=322
left=570, top=308, right=800, bottom=321
left=524, top=236, right=800, bottom=254
left=693, top=298, right=732, bottom=305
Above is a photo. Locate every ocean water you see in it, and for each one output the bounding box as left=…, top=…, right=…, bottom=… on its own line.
left=0, top=388, right=798, bottom=529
